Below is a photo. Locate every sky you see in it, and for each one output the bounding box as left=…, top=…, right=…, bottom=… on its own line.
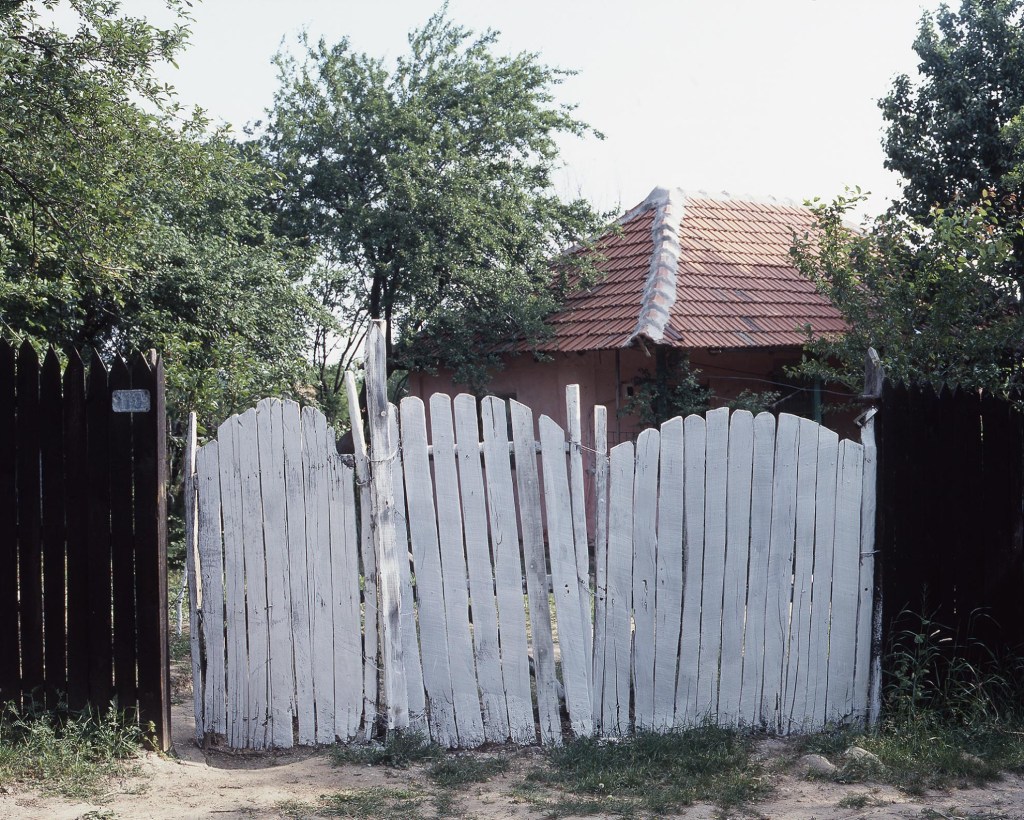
left=122, top=0, right=946, bottom=218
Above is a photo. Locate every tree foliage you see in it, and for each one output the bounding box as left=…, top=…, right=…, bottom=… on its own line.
left=258, top=10, right=607, bottom=395
left=0, top=0, right=316, bottom=433
left=880, top=0, right=1024, bottom=217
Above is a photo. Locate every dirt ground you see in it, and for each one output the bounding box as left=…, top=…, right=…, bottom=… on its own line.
left=4, top=659, right=1024, bottom=819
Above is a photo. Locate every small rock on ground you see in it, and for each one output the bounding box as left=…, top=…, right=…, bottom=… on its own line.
left=798, top=753, right=837, bottom=775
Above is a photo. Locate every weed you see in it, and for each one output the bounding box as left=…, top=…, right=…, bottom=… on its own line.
left=0, top=701, right=142, bottom=799
left=318, top=786, right=424, bottom=818
left=427, top=754, right=509, bottom=788
left=524, top=725, right=770, bottom=816
left=330, top=730, right=440, bottom=768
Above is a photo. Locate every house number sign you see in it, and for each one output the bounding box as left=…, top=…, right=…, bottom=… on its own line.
left=112, top=389, right=151, bottom=413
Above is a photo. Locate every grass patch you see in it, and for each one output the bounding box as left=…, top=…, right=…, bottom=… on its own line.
left=427, top=754, right=510, bottom=788
left=524, top=725, right=771, bottom=816
left=330, top=730, right=440, bottom=768
left=0, top=701, right=143, bottom=799
left=318, top=786, right=424, bottom=818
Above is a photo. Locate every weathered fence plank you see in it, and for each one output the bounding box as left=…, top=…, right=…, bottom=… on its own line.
left=603, top=441, right=635, bottom=735
left=196, top=440, right=226, bottom=737
left=184, top=413, right=203, bottom=742
left=400, top=396, right=458, bottom=747
left=481, top=396, right=535, bottom=744
left=510, top=400, right=561, bottom=745
left=18, top=342, right=44, bottom=701
left=540, top=414, right=593, bottom=736
left=218, top=414, right=247, bottom=747
left=591, top=405, right=609, bottom=730
left=653, top=417, right=684, bottom=730
left=63, top=352, right=89, bottom=711
left=109, top=358, right=136, bottom=712
left=676, top=413, right=706, bottom=724
left=719, top=410, right=753, bottom=725
left=632, top=427, right=659, bottom=730
left=40, top=350, right=67, bottom=704
left=0, top=342, right=16, bottom=706
left=856, top=411, right=879, bottom=725
left=565, top=385, right=593, bottom=688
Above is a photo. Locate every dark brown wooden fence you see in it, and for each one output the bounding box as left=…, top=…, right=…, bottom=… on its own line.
left=878, top=383, right=1024, bottom=655
left=0, top=341, right=170, bottom=750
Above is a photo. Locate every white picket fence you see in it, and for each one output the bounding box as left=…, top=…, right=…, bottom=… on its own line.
left=186, top=323, right=879, bottom=749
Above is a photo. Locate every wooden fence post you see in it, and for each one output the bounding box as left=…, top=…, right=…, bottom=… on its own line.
left=364, top=321, right=409, bottom=731
left=184, top=412, right=203, bottom=742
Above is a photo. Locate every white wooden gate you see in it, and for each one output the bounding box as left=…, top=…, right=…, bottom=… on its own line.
left=186, top=322, right=879, bottom=749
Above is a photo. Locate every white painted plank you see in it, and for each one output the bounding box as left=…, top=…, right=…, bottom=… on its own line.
left=366, top=325, right=408, bottom=732
left=256, top=399, right=295, bottom=748
left=282, top=399, right=315, bottom=744
left=631, top=427, right=659, bottom=730
left=827, top=440, right=864, bottom=723
left=591, top=406, right=609, bottom=730
left=480, top=396, right=535, bottom=744
left=807, top=426, right=839, bottom=730
left=302, top=406, right=335, bottom=743
left=454, top=393, right=508, bottom=743
left=196, top=440, right=226, bottom=737
left=739, top=413, right=776, bottom=727
left=329, top=454, right=363, bottom=739
left=604, top=442, right=634, bottom=736
left=783, top=417, right=819, bottom=734
left=676, top=413, right=706, bottom=725
left=539, top=414, right=593, bottom=737
left=856, top=411, right=880, bottom=726
left=344, top=371, right=378, bottom=738
left=184, top=413, right=203, bottom=743
left=763, top=413, right=798, bottom=733
left=430, top=393, right=484, bottom=746
left=653, top=416, right=684, bottom=730
left=719, top=410, right=753, bottom=726
left=510, top=401, right=561, bottom=745
left=389, top=404, right=427, bottom=734
left=697, top=406, right=729, bottom=720
left=217, top=417, right=247, bottom=747
left=399, top=396, right=458, bottom=747
left=565, top=385, right=593, bottom=689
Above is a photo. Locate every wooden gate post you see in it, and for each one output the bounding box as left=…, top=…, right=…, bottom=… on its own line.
left=364, top=321, right=409, bottom=730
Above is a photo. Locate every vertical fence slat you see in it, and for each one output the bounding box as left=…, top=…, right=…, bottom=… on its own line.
left=565, top=385, right=593, bottom=689
left=17, top=342, right=43, bottom=703
left=196, top=440, right=227, bottom=736
left=132, top=354, right=169, bottom=749
left=0, top=341, right=17, bottom=705
left=591, top=405, right=609, bottom=730
left=631, top=427, right=659, bottom=730
left=344, top=373, right=378, bottom=738
left=400, top=396, right=458, bottom=747
left=365, top=327, right=408, bottom=733
left=827, top=440, right=864, bottom=722
left=539, top=414, right=593, bottom=736
left=808, top=427, right=839, bottom=729
left=739, top=412, right=776, bottom=726
left=389, top=404, right=426, bottom=734
left=256, top=399, right=294, bottom=747
left=762, top=412, right=798, bottom=731
left=109, top=358, right=137, bottom=713
left=430, top=393, right=483, bottom=746
left=85, top=352, right=113, bottom=707
left=602, top=442, right=634, bottom=735
left=454, top=393, right=508, bottom=743
left=184, top=413, right=203, bottom=743
left=481, top=396, right=534, bottom=744
left=302, top=407, right=334, bottom=744
left=697, top=406, right=729, bottom=719
left=329, top=454, right=363, bottom=740
left=718, top=410, right=753, bottom=725
left=676, top=413, right=705, bottom=724
left=653, top=418, right=684, bottom=730
left=218, top=415, right=247, bottom=747
left=40, top=350, right=66, bottom=703
left=510, top=401, right=561, bottom=745
left=282, top=400, right=314, bottom=744
left=62, top=351, right=88, bottom=711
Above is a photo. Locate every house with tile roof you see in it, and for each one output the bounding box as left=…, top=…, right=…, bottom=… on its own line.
left=407, top=185, right=847, bottom=444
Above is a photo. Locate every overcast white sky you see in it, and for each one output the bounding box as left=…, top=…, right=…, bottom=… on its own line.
left=124, top=0, right=946, bottom=218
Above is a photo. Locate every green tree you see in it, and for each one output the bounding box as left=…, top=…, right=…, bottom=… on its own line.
left=258, top=10, right=607, bottom=397
left=880, top=0, right=1024, bottom=216
left=0, top=0, right=316, bottom=434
